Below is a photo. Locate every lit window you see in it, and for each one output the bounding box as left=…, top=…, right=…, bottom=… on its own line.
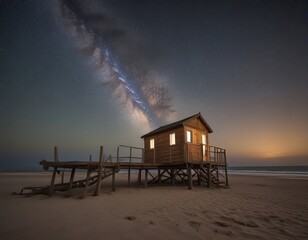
left=202, top=134, right=207, bottom=145
left=186, top=130, right=192, bottom=143
left=150, top=139, right=155, bottom=149
left=170, top=133, right=176, bottom=145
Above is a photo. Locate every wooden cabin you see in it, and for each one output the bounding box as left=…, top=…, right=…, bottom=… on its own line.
left=141, top=113, right=214, bottom=164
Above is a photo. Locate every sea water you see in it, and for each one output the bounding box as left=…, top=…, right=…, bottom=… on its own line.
left=228, top=165, right=308, bottom=177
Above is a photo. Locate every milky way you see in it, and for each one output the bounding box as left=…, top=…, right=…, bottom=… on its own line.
left=58, top=0, right=174, bottom=127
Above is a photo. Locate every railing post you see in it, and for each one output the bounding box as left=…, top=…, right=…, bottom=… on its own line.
left=224, top=150, right=229, bottom=187
left=116, top=146, right=119, bottom=164
left=128, top=147, right=132, bottom=186
left=54, top=146, right=59, bottom=162
left=94, top=146, right=103, bottom=196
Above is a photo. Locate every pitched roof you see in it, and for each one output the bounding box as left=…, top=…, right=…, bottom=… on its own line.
left=141, top=112, right=213, bottom=138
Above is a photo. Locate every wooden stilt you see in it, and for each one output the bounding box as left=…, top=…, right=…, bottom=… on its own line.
left=138, top=169, right=142, bottom=185
left=94, top=146, right=104, bottom=196
left=224, top=151, right=229, bottom=187
left=112, top=167, right=116, bottom=192
left=144, top=169, right=148, bottom=188
left=171, top=168, right=175, bottom=186
left=67, top=167, right=76, bottom=197
left=128, top=147, right=132, bottom=186
left=49, top=167, right=58, bottom=196
left=61, top=169, right=65, bottom=184
left=54, top=146, right=59, bottom=162
left=82, top=166, right=91, bottom=199
left=207, top=164, right=211, bottom=188
left=128, top=167, right=131, bottom=187
left=187, top=164, right=193, bottom=190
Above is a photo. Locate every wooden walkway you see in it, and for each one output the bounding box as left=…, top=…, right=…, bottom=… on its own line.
left=19, top=145, right=229, bottom=198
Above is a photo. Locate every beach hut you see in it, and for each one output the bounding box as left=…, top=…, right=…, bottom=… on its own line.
left=141, top=112, right=213, bottom=164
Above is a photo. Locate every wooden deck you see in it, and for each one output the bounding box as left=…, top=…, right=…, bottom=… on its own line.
left=19, top=145, right=229, bottom=198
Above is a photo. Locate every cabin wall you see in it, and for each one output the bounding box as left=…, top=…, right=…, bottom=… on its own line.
left=184, top=118, right=210, bottom=161
left=144, top=127, right=184, bottom=164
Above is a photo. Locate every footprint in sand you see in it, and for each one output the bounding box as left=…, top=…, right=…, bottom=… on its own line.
left=125, top=216, right=136, bottom=221
left=189, top=221, right=201, bottom=232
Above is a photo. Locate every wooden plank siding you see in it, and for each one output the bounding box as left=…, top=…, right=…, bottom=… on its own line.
left=144, top=127, right=184, bottom=164
left=144, top=117, right=212, bottom=164
left=184, top=118, right=210, bottom=161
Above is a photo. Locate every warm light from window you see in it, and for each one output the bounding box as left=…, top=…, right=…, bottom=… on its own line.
left=186, top=130, right=192, bottom=143
left=170, top=133, right=176, bottom=145
left=150, top=139, right=155, bottom=149
left=202, top=134, right=207, bottom=145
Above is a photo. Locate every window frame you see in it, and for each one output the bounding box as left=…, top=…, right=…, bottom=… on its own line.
left=150, top=138, right=155, bottom=149
left=169, top=132, right=176, bottom=146
left=186, top=130, right=192, bottom=143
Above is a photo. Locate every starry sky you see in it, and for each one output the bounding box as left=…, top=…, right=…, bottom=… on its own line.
left=1, top=0, right=307, bottom=170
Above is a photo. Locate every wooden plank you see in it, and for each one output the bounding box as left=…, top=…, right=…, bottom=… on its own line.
left=67, top=167, right=76, bottom=197
left=54, top=146, right=59, bottom=162
left=138, top=169, right=142, bottom=185
left=49, top=167, right=58, bottom=196
left=224, top=151, right=229, bottom=187
left=82, top=166, right=91, bottom=199
left=171, top=168, right=175, bottom=186
left=144, top=169, right=148, bottom=188
left=207, top=165, right=211, bottom=188
left=94, top=146, right=103, bottom=196
left=112, top=167, right=116, bottom=192
left=187, top=164, right=193, bottom=190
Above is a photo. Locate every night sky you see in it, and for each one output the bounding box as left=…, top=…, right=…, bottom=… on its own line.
left=1, top=0, right=307, bottom=170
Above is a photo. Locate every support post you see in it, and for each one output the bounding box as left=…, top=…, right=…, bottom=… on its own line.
left=144, top=169, right=148, bottom=188
left=138, top=169, right=142, bottom=185
left=112, top=167, right=116, bottom=192
left=128, top=147, right=132, bottom=186
left=94, top=146, right=104, bottom=196
left=49, top=167, right=58, bottom=196
left=224, top=150, right=229, bottom=187
left=158, top=169, right=161, bottom=184
left=67, top=167, right=76, bottom=197
left=61, top=168, right=65, bottom=184
left=82, top=165, right=91, bottom=199
left=171, top=168, right=175, bottom=186
left=207, top=164, right=211, bottom=188
left=187, top=164, right=193, bottom=190
left=54, top=146, right=59, bottom=162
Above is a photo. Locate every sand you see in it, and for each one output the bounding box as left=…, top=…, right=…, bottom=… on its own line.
left=0, top=172, right=307, bottom=240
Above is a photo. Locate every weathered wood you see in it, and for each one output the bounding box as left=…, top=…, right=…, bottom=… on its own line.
left=138, top=169, right=142, bottom=185
left=112, top=167, right=116, bottom=191
left=61, top=169, right=65, bottom=184
left=49, top=167, right=58, bottom=196
left=128, top=147, right=132, bottom=186
left=144, top=169, right=148, bottom=188
left=54, top=146, right=59, bottom=162
left=171, top=168, right=175, bottom=186
left=187, top=164, right=193, bottom=190
left=67, top=167, right=76, bottom=196
left=224, top=151, right=229, bottom=187
left=82, top=166, right=91, bottom=199
left=207, top=164, right=211, bottom=187
left=94, top=146, right=104, bottom=196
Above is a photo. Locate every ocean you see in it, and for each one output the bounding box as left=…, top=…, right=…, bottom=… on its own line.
left=228, top=165, right=308, bottom=177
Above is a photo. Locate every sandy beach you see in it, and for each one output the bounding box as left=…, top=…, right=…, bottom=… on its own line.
left=0, top=172, right=307, bottom=240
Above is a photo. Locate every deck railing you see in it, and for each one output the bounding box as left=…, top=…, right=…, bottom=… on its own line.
left=184, top=143, right=226, bottom=164
left=116, top=145, right=144, bottom=164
